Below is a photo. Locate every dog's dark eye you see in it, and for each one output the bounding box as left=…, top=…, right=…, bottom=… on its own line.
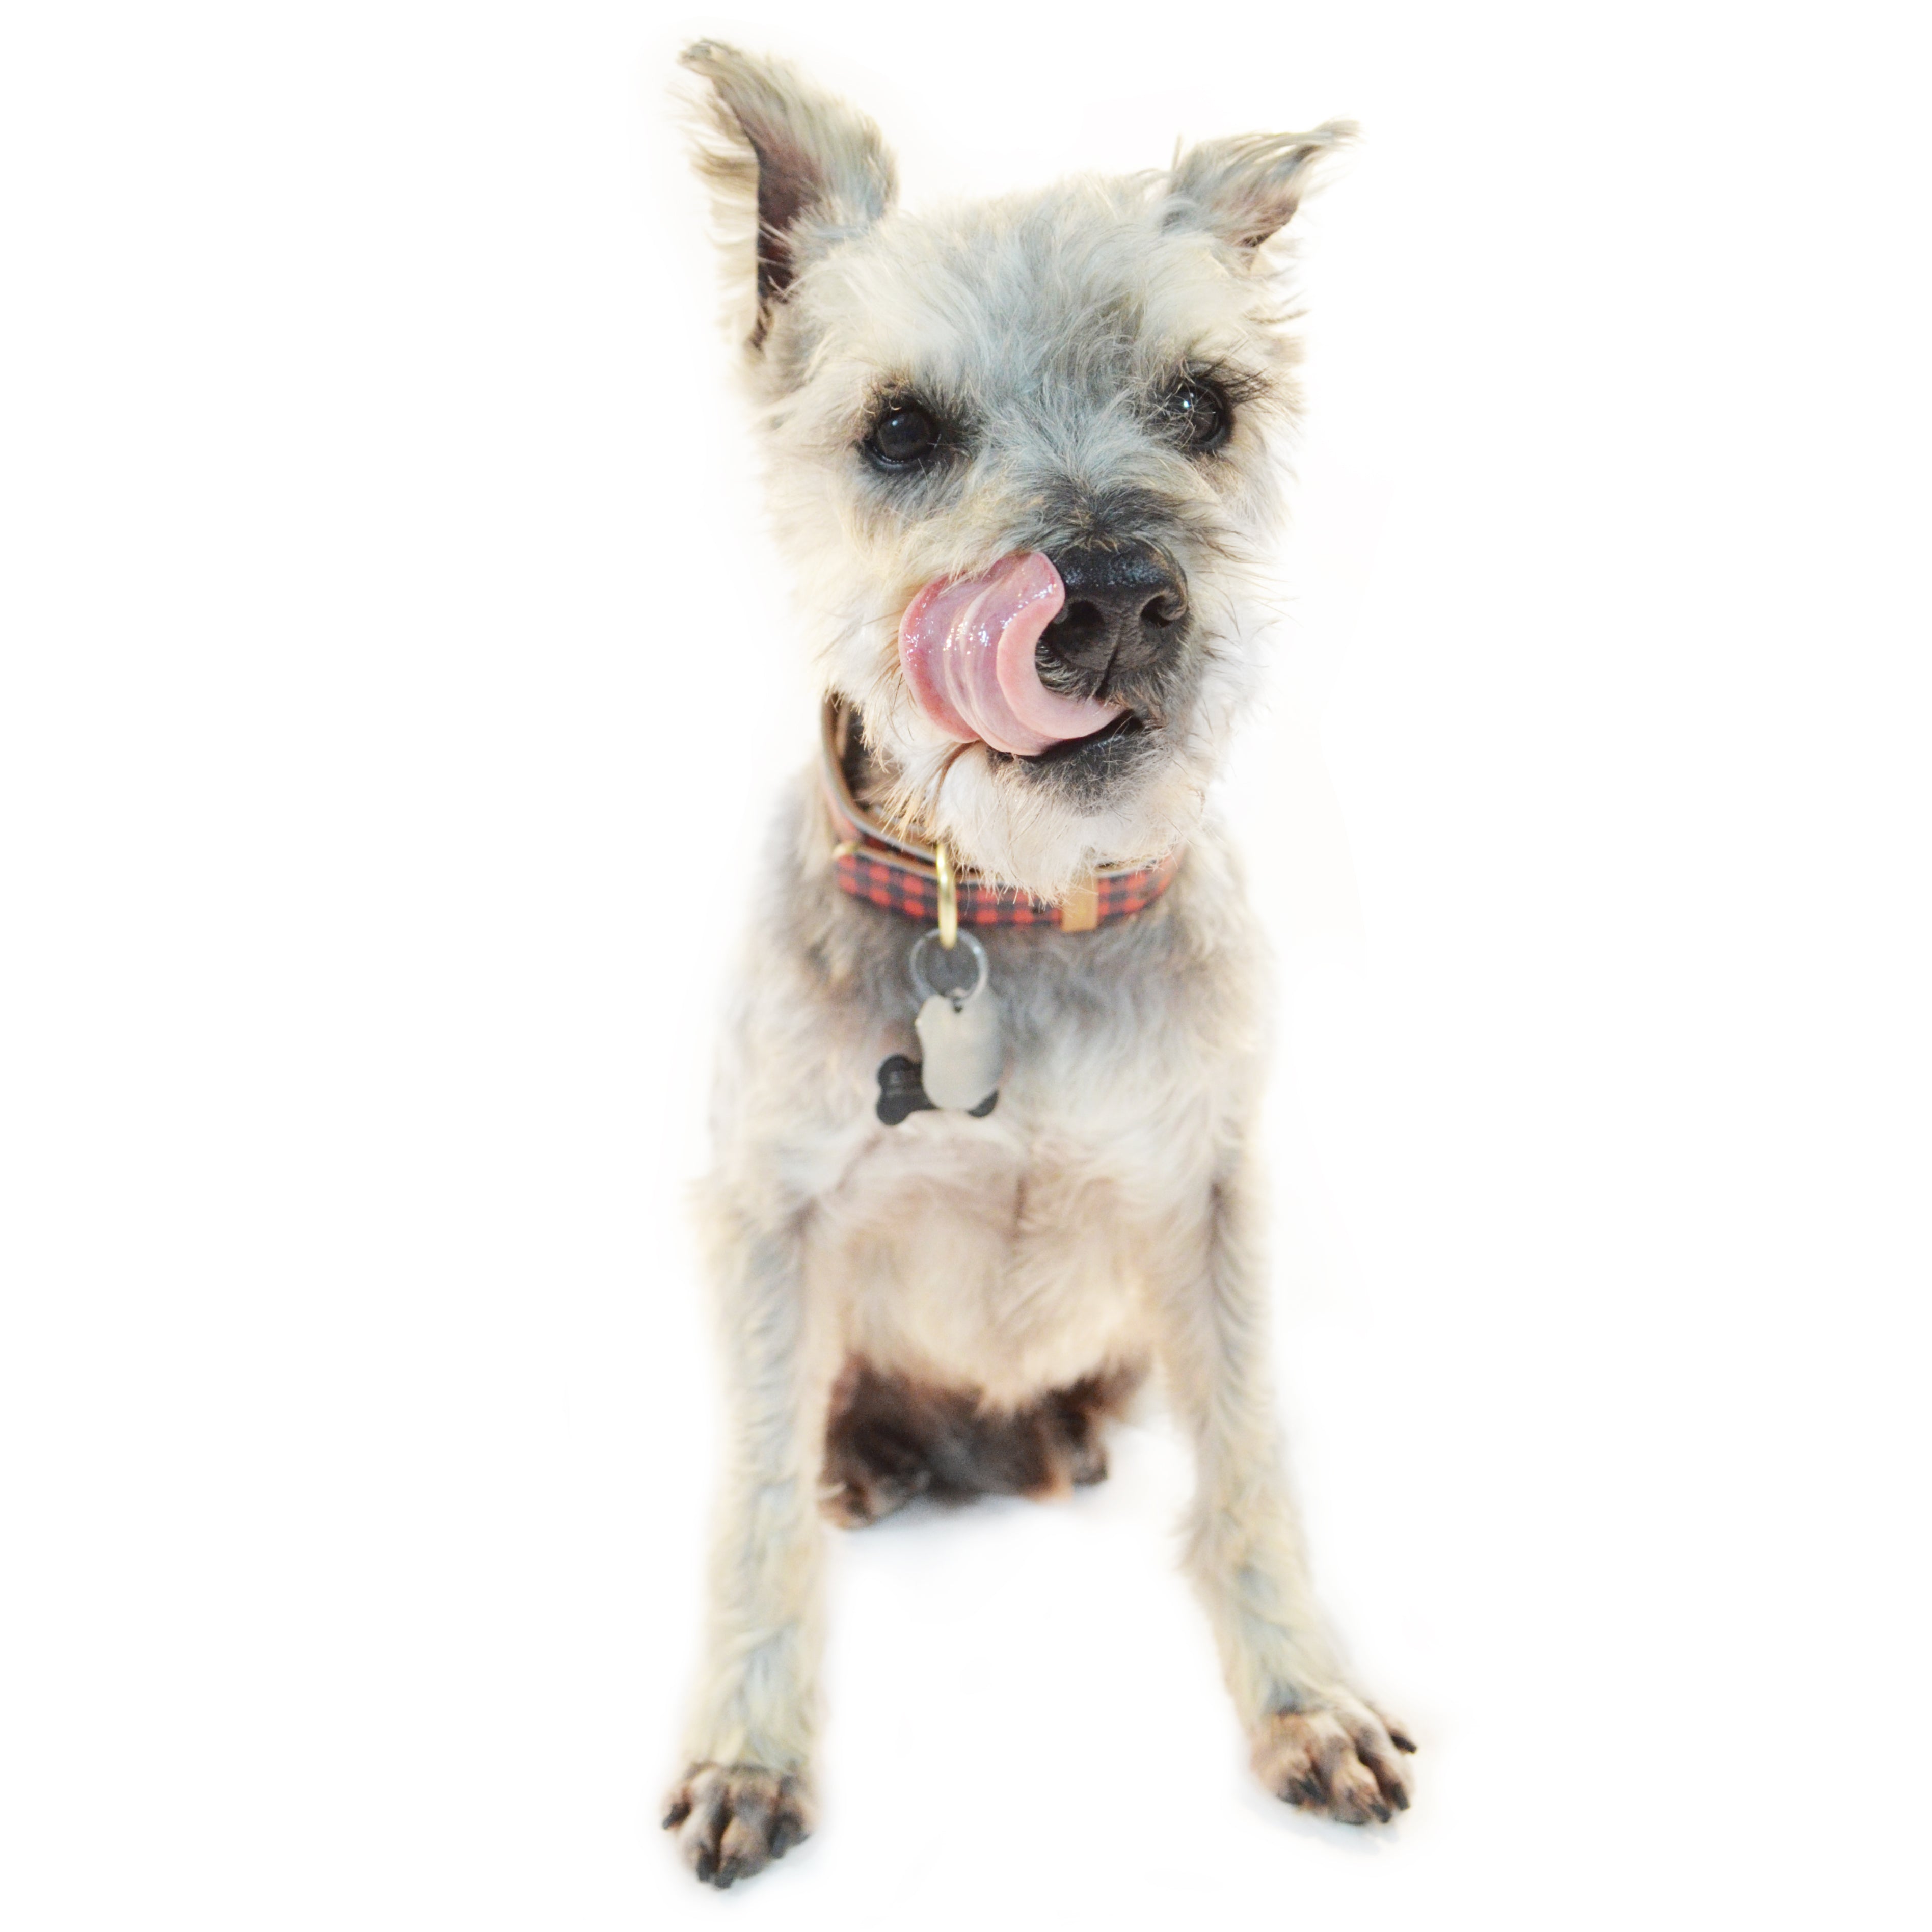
left=865, top=403, right=942, bottom=469
left=1158, top=378, right=1231, bottom=454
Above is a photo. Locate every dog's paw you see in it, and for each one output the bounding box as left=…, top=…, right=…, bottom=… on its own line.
left=1251, top=1695, right=1416, bottom=1825
left=662, top=1762, right=812, bottom=1887
left=820, top=1437, right=932, bottom=1527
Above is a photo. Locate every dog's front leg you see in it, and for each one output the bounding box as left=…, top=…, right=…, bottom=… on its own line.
left=1156, top=1155, right=1416, bottom=1824
left=664, top=1189, right=832, bottom=1887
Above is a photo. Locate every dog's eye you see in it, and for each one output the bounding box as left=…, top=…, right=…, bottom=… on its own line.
left=1158, top=378, right=1231, bottom=454
left=864, top=403, right=942, bottom=470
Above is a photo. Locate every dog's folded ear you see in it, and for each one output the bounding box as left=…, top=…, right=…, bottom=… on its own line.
left=1163, top=122, right=1357, bottom=259
left=680, top=42, right=898, bottom=352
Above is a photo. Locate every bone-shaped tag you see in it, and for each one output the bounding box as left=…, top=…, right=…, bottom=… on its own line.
left=875, top=1052, right=999, bottom=1125
left=875, top=1054, right=931, bottom=1125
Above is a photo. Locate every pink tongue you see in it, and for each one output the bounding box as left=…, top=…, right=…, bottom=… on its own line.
left=898, top=551, right=1127, bottom=757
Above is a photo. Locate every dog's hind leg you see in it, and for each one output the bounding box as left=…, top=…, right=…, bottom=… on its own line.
left=664, top=1192, right=836, bottom=1888
left=1152, top=1155, right=1416, bottom=1826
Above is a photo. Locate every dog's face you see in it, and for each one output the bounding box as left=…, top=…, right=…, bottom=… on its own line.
left=685, top=44, right=1349, bottom=897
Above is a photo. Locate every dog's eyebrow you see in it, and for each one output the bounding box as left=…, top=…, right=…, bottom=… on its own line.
left=855, top=375, right=973, bottom=418
left=1169, top=358, right=1276, bottom=405
left=846, top=378, right=978, bottom=451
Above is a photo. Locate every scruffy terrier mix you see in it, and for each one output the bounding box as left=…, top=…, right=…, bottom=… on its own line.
left=664, top=42, right=1415, bottom=1887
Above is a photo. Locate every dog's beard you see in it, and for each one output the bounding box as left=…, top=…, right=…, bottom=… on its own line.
left=845, top=691, right=1208, bottom=902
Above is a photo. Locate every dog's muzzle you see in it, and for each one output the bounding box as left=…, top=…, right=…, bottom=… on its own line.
left=897, top=552, right=1126, bottom=757
left=1037, top=541, right=1188, bottom=693
left=897, top=545, right=1188, bottom=760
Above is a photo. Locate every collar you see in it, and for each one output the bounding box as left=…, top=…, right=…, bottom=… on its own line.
left=820, top=700, right=1182, bottom=933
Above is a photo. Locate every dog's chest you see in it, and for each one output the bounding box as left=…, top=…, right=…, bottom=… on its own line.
left=814, top=964, right=1221, bottom=1397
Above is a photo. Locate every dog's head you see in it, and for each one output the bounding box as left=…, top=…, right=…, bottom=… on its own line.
left=682, top=43, right=1350, bottom=899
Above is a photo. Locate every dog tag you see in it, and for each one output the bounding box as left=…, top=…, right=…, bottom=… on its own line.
left=875, top=1053, right=998, bottom=1125
left=915, top=984, right=1001, bottom=1110
left=905, top=927, right=1001, bottom=1113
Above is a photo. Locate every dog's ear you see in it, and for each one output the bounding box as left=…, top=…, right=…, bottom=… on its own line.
left=680, top=42, right=898, bottom=351
left=1163, top=122, right=1356, bottom=257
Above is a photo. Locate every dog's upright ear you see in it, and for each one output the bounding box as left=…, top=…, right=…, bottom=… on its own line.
left=680, top=42, right=898, bottom=352
left=1162, top=122, right=1357, bottom=259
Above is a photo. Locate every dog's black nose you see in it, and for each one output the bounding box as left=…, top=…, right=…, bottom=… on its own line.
left=1040, top=542, right=1188, bottom=691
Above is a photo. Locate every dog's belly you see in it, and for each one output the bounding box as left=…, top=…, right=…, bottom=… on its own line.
left=809, top=1109, right=1164, bottom=1407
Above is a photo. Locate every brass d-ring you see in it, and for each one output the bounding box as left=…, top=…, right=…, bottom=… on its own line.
left=935, top=840, right=957, bottom=950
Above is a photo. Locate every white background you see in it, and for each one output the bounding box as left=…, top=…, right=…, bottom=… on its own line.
left=4, top=3, right=1928, bottom=1926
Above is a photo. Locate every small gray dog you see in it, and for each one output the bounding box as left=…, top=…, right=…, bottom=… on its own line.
left=664, top=42, right=1414, bottom=1888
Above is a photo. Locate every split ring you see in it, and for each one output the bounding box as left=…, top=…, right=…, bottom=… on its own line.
left=909, top=926, right=988, bottom=1008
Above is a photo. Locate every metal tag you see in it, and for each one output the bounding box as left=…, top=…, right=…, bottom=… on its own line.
left=914, top=985, right=1001, bottom=1110
left=904, top=927, right=1001, bottom=1113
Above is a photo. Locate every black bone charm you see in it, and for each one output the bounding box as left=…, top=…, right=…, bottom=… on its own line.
left=875, top=1054, right=998, bottom=1126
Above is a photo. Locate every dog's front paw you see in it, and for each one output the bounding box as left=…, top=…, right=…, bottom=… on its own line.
left=1251, top=1694, right=1416, bottom=1825
left=662, top=1762, right=813, bottom=1887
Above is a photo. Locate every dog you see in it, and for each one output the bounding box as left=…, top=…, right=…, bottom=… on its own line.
left=663, top=42, right=1414, bottom=1888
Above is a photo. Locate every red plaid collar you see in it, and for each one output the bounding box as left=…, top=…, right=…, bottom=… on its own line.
left=821, top=701, right=1182, bottom=933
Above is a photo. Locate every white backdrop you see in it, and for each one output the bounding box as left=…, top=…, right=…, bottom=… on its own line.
left=4, top=4, right=1927, bottom=1927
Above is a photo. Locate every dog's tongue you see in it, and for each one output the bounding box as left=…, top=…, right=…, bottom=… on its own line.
left=898, top=551, right=1126, bottom=757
